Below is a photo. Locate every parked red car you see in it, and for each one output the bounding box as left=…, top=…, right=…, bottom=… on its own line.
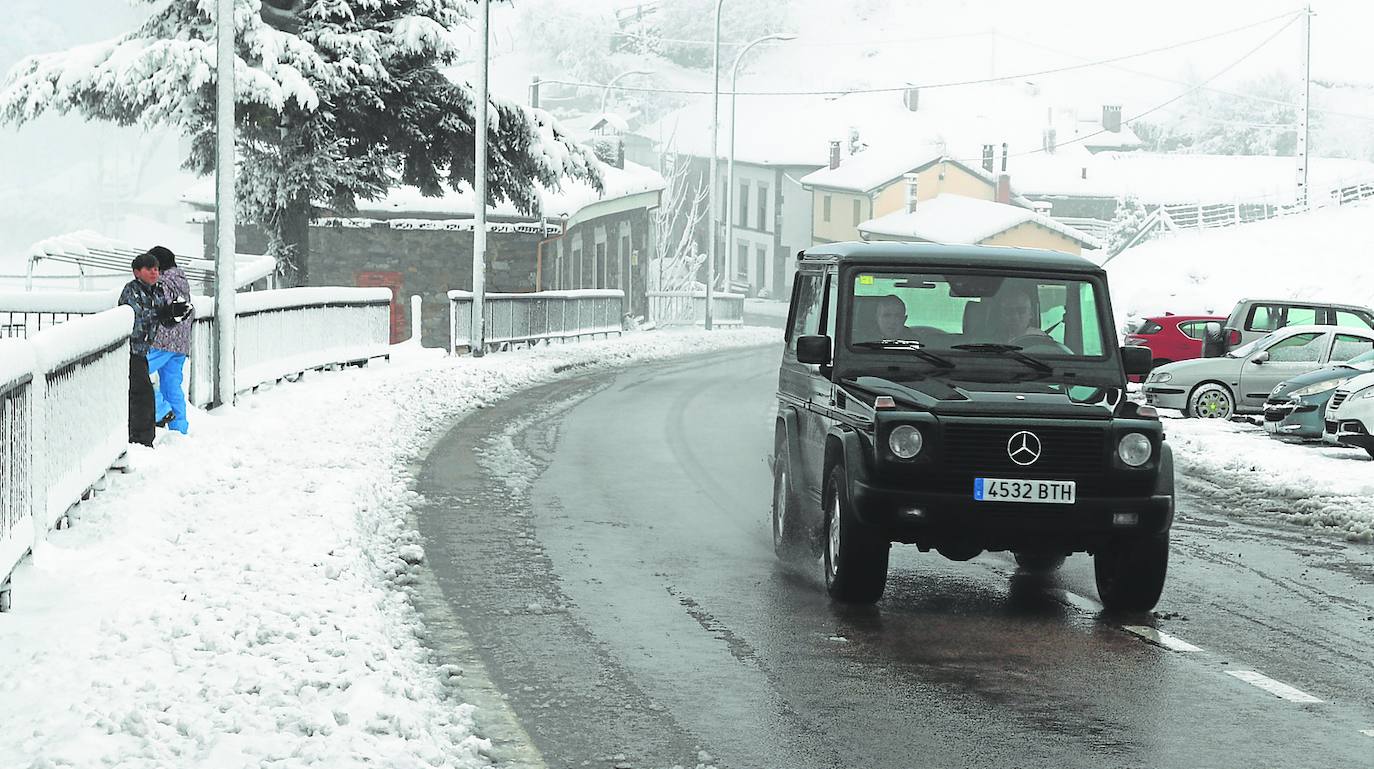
left=1123, top=314, right=1227, bottom=374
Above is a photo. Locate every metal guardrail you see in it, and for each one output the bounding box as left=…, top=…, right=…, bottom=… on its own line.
left=448, top=290, right=624, bottom=353
left=646, top=290, right=745, bottom=327
left=1, top=309, right=132, bottom=611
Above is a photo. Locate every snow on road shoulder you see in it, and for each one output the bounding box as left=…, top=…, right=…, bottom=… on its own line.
left=1167, top=417, right=1374, bottom=543
left=0, top=327, right=779, bottom=769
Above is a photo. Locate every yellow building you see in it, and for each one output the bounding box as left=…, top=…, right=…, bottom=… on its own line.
left=800, top=148, right=1013, bottom=243
left=857, top=193, right=1100, bottom=255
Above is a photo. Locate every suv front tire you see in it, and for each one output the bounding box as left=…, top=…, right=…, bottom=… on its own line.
left=823, top=464, right=889, bottom=604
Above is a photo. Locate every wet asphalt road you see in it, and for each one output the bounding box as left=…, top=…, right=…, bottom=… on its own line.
left=415, top=346, right=1374, bottom=769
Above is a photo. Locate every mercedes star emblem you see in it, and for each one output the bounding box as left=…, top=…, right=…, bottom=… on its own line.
left=1007, top=430, right=1042, bottom=466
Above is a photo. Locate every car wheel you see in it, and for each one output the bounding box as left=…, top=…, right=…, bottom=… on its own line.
left=771, top=433, right=807, bottom=560
left=1188, top=382, right=1234, bottom=419
left=1013, top=552, right=1067, bottom=573
left=1094, top=534, right=1169, bottom=613
left=1366, top=447, right=1374, bottom=461
left=823, top=464, right=889, bottom=604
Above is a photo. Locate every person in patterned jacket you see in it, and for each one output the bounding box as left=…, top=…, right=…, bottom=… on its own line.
left=147, top=246, right=194, bottom=434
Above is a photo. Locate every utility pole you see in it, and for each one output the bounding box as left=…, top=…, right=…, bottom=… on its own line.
left=214, top=0, right=236, bottom=407
left=470, top=0, right=490, bottom=356
left=706, top=0, right=726, bottom=330
left=1296, top=4, right=1312, bottom=211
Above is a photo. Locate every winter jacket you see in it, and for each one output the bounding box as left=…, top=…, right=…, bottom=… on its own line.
left=152, top=267, right=195, bottom=355
left=117, top=278, right=167, bottom=356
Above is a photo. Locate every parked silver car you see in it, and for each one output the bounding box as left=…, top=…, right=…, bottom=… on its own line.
left=1322, top=370, right=1374, bottom=458
left=1204, top=298, right=1374, bottom=356
left=1142, top=325, right=1374, bottom=418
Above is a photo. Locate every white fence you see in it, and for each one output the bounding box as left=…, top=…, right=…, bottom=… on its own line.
left=646, top=290, right=745, bottom=328
left=448, top=290, right=624, bottom=353
left=1, top=309, right=132, bottom=611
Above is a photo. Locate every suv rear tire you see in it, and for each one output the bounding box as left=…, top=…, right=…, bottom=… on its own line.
left=1014, top=553, right=1067, bottom=573
left=823, top=465, right=889, bottom=604
left=1094, top=534, right=1169, bottom=612
left=771, top=433, right=807, bottom=560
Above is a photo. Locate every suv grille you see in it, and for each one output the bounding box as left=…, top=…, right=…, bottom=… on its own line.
left=1330, top=389, right=1350, bottom=411
left=942, top=424, right=1108, bottom=475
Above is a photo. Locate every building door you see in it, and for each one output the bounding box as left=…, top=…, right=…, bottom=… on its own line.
left=356, top=270, right=404, bottom=343
left=755, top=245, right=767, bottom=297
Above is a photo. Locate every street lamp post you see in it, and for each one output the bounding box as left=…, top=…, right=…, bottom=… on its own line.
left=214, top=0, right=236, bottom=406
left=705, top=0, right=726, bottom=330
left=725, top=33, right=796, bottom=298
left=470, top=0, right=490, bottom=357
left=600, top=69, right=655, bottom=117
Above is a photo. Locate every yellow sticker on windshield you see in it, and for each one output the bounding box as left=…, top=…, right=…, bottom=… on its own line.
left=859, top=275, right=874, bottom=285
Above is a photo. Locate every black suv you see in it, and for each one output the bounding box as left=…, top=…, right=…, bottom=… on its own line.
left=772, top=242, right=1172, bottom=611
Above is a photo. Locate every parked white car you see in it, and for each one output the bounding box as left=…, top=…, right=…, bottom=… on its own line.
left=1321, top=370, right=1374, bottom=458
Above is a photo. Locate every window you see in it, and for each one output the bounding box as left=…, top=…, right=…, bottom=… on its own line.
left=1248, top=304, right=1319, bottom=332
left=823, top=195, right=832, bottom=223
left=852, top=198, right=862, bottom=226
left=1177, top=321, right=1208, bottom=340
left=1265, top=332, right=1324, bottom=363
left=1287, top=306, right=1318, bottom=326
left=595, top=242, right=607, bottom=288
left=737, top=243, right=749, bottom=280
left=1247, top=305, right=1279, bottom=332
left=787, top=273, right=824, bottom=350
left=757, top=183, right=769, bottom=233
left=755, top=245, right=767, bottom=293
left=1331, top=334, right=1374, bottom=362
left=1336, top=310, right=1374, bottom=330
left=738, top=181, right=750, bottom=227
left=1136, top=320, right=1163, bottom=335
left=571, top=244, right=583, bottom=289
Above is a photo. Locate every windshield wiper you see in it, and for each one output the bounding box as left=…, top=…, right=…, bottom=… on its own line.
left=852, top=340, right=955, bottom=368
left=950, top=343, right=1054, bottom=374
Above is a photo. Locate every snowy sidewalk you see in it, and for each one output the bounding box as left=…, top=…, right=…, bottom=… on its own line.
left=0, top=328, right=778, bottom=769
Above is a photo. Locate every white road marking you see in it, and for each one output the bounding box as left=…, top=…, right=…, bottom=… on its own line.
left=1361, top=729, right=1374, bottom=738
left=1054, top=589, right=1104, bottom=614
left=1226, top=670, right=1324, bottom=703
left=1122, top=625, right=1203, bottom=652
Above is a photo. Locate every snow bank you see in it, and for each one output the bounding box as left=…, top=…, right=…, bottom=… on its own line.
left=0, top=328, right=779, bottom=768
left=1167, top=417, right=1374, bottom=543
left=29, top=306, right=132, bottom=375
left=1105, top=200, right=1374, bottom=330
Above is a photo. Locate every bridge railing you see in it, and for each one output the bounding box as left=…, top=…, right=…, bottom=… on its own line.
left=1, top=308, right=131, bottom=611
left=448, top=290, right=624, bottom=353
left=646, top=290, right=745, bottom=327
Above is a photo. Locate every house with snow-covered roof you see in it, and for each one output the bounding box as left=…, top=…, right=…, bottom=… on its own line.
left=857, top=193, right=1102, bottom=255
left=182, top=161, right=665, bottom=348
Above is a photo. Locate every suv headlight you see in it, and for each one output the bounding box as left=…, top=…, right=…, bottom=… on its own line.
left=1290, top=378, right=1354, bottom=399
left=1149, top=371, right=1172, bottom=384
left=888, top=425, right=924, bottom=459
left=1359, top=387, right=1374, bottom=400
left=1117, top=433, right=1152, bottom=467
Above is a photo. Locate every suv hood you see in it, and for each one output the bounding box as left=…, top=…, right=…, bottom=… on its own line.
left=849, top=376, right=1118, bottom=419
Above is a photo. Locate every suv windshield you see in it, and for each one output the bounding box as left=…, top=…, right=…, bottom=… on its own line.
left=847, top=270, right=1109, bottom=361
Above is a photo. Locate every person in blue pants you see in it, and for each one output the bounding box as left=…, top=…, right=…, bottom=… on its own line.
left=147, top=246, right=195, bottom=433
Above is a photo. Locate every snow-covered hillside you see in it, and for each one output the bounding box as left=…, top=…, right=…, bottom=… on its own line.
left=1104, top=200, right=1374, bottom=328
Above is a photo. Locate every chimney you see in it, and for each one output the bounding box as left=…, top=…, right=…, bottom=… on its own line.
left=828, top=140, right=841, bottom=170
left=1102, top=105, right=1122, bottom=133
left=981, top=144, right=995, bottom=173
left=996, top=172, right=1011, bottom=205
left=902, top=85, right=920, bottom=112
left=1042, top=127, right=1057, bottom=154
left=904, top=172, right=919, bottom=213
left=1000, top=142, right=1009, bottom=173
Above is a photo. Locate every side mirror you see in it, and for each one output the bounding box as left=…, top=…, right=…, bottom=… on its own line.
left=1201, top=321, right=1226, bottom=358
left=1250, top=349, right=1270, bottom=364
left=796, top=335, right=832, bottom=365
left=1121, top=345, right=1153, bottom=376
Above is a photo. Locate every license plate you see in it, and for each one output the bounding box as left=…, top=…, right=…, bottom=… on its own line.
left=975, top=478, right=1076, bottom=504
left=1145, top=393, right=1158, bottom=405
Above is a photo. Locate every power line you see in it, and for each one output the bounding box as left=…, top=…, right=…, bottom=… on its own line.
left=943, top=14, right=1303, bottom=165
left=539, top=9, right=1303, bottom=98
left=995, top=29, right=1374, bottom=124
left=610, top=29, right=992, bottom=48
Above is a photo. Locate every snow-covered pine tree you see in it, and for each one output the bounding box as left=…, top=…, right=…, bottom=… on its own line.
left=1105, top=196, right=1149, bottom=255
left=0, top=0, right=601, bottom=286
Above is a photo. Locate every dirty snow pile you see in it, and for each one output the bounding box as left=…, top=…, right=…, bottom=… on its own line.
left=0, top=328, right=778, bottom=769
left=1166, top=417, right=1374, bottom=543
left=1105, top=199, right=1374, bottom=330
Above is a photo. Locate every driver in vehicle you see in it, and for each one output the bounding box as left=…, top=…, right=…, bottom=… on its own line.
left=874, top=295, right=910, bottom=339
left=992, top=287, right=1050, bottom=344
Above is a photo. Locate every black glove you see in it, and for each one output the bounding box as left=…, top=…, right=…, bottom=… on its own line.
left=157, top=301, right=190, bottom=325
